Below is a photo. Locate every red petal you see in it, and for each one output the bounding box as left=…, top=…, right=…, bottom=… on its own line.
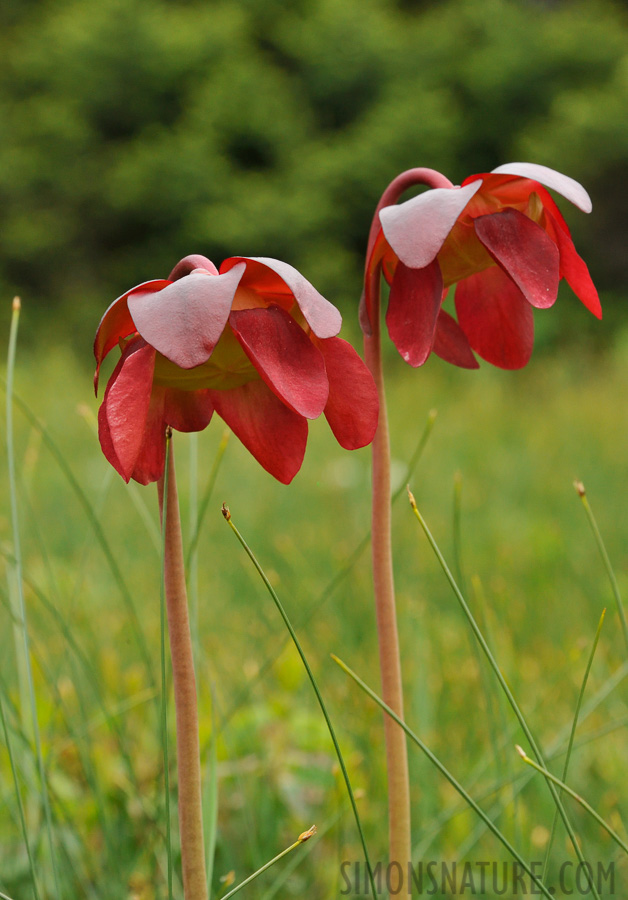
left=379, top=181, right=482, bottom=269
left=386, top=259, right=443, bottom=367
left=474, top=209, right=559, bottom=309
left=222, top=257, right=342, bottom=339
left=128, top=265, right=246, bottom=369
left=490, top=163, right=592, bottom=213
left=210, top=380, right=308, bottom=484
left=318, top=337, right=379, bottom=449
left=131, top=387, right=168, bottom=485
left=454, top=266, right=535, bottom=370
left=98, top=338, right=156, bottom=481
left=545, top=210, right=602, bottom=319
left=229, top=305, right=329, bottom=418
left=93, top=279, right=169, bottom=393
left=432, top=310, right=479, bottom=369
left=360, top=227, right=388, bottom=335
left=163, top=389, right=214, bottom=433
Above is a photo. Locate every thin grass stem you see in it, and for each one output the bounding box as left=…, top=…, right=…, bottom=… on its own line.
left=332, top=655, right=554, bottom=900
left=516, top=746, right=628, bottom=855
left=222, top=505, right=378, bottom=900
left=5, top=297, right=60, bottom=897
left=574, top=481, right=628, bottom=656
left=186, top=429, right=230, bottom=569
left=221, top=827, right=316, bottom=899
left=407, top=488, right=601, bottom=899
left=542, top=608, right=606, bottom=877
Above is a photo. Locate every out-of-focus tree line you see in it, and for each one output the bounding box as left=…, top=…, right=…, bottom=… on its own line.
left=0, top=0, right=626, bottom=347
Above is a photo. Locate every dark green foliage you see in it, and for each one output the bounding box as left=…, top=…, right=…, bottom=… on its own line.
left=0, top=0, right=626, bottom=344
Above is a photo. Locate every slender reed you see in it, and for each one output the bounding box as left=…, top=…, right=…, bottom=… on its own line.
left=158, top=436, right=207, bottom=900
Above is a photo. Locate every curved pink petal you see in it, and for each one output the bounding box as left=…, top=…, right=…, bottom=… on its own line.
left=432, top=310, right=479, bottom=369
left=221, top=256, right=342, bottom=339
left=386, top=259, right=443, bottom=367
left=455, top=267, right=535, bottom=370
left=93, top=279, right=169, bottom=393
left=210, top=379, right=308, bottom=484
left=490, top=163, right=592, bottom=213
left=544, top=210, right=602, bottom=319
left=128, top=264, right=246, bottom=369
left=474, top=209, right=559, bottom=309
left=168, top=254, right=218, bottom=280
left=163, top=388, right=214, bottom=433
left=98, top=337, right=156, bottom=482
left=379, top=181, right=482, bottom=269
left=229, top=305, right=328, bottom=418
left=317, top=337, right=379, bottom=449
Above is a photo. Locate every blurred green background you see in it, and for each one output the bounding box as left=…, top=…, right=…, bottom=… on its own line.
left=0, top=0, right=627, bottom=348
left=1, top=0, right=628, bottom=897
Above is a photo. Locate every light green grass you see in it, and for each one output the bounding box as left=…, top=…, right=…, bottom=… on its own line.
left=1, top=327, right=627, bottom=897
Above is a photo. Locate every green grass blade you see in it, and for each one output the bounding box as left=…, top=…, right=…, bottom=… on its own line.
left=5, top=297, right=60, bottom=897
left=407, top=487, right=601, bottom=900
left=332, top=655, right=555, bottom=900
left=186, top=428, right=230, bottom=570
left=575, top=481, right=628, bottom=656
left=516, top=745, right=628, bottom=855
left=222, top=505, right=378, bottom=900
left=221, top=827, right=316, bottom=899
left=542, top=608, right=606, bottom=876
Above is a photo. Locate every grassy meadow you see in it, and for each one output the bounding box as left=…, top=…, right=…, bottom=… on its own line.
left=1, top=311, right=627, bottom=898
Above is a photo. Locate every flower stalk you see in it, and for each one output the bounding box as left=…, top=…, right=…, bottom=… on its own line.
left=158, top=436, right=207, bottom=900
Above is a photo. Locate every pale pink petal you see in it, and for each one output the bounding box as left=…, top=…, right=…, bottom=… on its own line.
left=474, top=209, right=560, bottom=309
left=221, top=256, right=342, bottom=339
left=491, top=163, right=592, bottom=213
left=168, top=255, right=218, bottom=280
left=210, top=380, right=308, bottom=484
left=317, top=337, right=379, bottom=449
left=386, top=260, right=443, bottom=367
left=455, top=267, right=535, bottom=370
left=230, top=305, right=329, bottom=418
left=432, top=310, right=479, bottom=369
left=128, top=264, right=246, bottom=369
left=379, top=181, right=482, bottom=269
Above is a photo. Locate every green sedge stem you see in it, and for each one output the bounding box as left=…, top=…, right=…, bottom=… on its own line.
left=222, top=506, right=378, bottom=900
left=542, top=608, right=606, bottom=877
left=158, top=438, right=207, bottom=900
left=221, top=827, right=316, bottom=899
left=574, top=481, right=628, bottom=656
left=407, top=488, right=601, bottom=900
left=516, top=745, right=628, bottom=856
left=332, top=655, right=555, bottom=900
left=6, top=297, right=60, bottom=897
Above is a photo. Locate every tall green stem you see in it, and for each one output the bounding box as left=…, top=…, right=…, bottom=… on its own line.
left=158, top=440, right=207, bottom=900
left=363, top=168, right=454, bottom=867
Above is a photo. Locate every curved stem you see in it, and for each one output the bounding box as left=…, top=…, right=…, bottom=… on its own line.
left=362, top=167, right=454, bottom=868
left=158, top=439, right=207, bottom=900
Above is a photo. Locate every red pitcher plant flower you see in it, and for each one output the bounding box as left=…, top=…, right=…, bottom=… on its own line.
left=95, top=254, right=378, bottom=485
left=362, top=162, right=601, bottom=370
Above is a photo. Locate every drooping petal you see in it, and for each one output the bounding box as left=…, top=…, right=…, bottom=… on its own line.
left=432, top=310, right=479, bottom=369
left=130, top=387, right=169, bottom=485
left=455, top=266, right=535, bottom=370
left=163, top=388, right=214, bottom=433
left=317, top=337, right=379, bottom=449
left=359, top=227, right=389, bottom=335
left=98, top=337, right=156, bottom=482
left=93, top=279, right=169, bottom=392
left=544, top=210, right=602, bottom=319
left=229, top=305, right=329, bottom=418
left=128, top=265, right=246, bottom=370
left=379, top=180, right=482, bottom=269
left=491, top=163, right=592, bottom=213
left=386, top=259, right=443, bottom=367
left=210, top=379, right=308, bottom=484
left=221, top=257, right=342, bottom=339
left=474, top=209, right=560, bottom=309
